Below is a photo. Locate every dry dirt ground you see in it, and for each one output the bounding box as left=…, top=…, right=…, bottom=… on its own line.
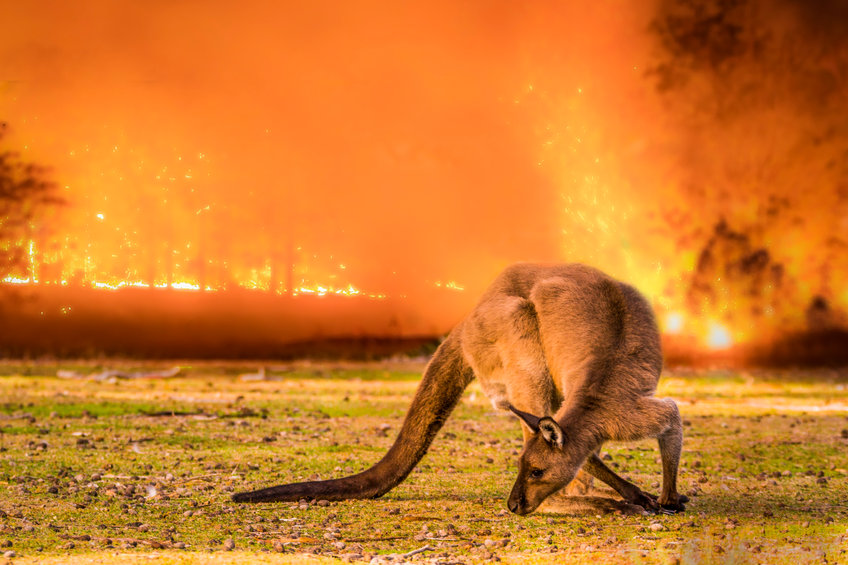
left=1, top=361, right=848, bottom=564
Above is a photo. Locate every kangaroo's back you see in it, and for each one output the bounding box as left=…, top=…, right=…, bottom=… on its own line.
left=467, top=263, right=662, bottom=401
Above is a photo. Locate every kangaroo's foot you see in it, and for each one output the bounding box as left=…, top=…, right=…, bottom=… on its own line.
left=656, top=492, right=688, bottom=514
left=624, top=489, right=660, bottom=512
left=624, top=491, right=689, bottom=514
left=582, top=453, right=663, bottom=513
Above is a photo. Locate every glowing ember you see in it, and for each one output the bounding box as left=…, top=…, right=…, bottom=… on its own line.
left=435, top=281, right=465, bottom=292
left=664, top=312, right=684, bottom=334
left=706, top=322, right=733, bottom=350
left=171, top=282, right=200, bottom=291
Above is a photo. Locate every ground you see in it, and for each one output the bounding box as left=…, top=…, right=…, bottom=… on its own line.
left=1, top=361, right=847, bottom=564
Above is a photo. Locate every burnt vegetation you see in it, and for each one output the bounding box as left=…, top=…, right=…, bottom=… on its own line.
left=0, top=122, right=63, bottom=284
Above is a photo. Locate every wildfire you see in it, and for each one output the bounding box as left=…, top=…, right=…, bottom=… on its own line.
left=664, top=312, right=685, bottom=334
left=706, top=321, right=733, bottom=350
left=661, top=310, right=737, bottom=351
left=1, top=238, right=455, bottom=300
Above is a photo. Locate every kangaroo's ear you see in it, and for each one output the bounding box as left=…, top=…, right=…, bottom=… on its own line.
left=538, top=417, right=564, bottom=448
left=507, top=404, right=541, bottom=433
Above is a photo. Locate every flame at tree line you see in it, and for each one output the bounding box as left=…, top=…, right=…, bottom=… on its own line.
left=1, top=0, right=847, bottom=356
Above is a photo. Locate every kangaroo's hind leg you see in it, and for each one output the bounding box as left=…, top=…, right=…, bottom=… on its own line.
left=655, top=398, right=686, bottom=512
left=607, top=396, right=687, bottom=512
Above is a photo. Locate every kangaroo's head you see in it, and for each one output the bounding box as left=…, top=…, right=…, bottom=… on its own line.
left=506, top=406, right=578, bottom=516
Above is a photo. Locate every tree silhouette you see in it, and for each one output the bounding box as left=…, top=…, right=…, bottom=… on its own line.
left=0, top=122, right=63, bottom=283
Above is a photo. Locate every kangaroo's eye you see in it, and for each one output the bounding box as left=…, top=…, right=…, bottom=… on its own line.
left=529, top=469, right=544, bottom=479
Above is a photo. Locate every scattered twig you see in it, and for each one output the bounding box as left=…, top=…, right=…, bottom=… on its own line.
left=401, top=515, right=443, bottom=522
left=174, top=473, right=221, bottom=484
left=59, top=534, right=172, bottom=549
left=403, top=545, right=433, bottom=558
left=218, top=408, right=268, bottom=419
left=247, top=531, right=301, bottom=539
left=345, top=536, right=406, bottom=543
left=139, top=410, right=206, bottom=417
left=57, top=366, right=182, bottom=381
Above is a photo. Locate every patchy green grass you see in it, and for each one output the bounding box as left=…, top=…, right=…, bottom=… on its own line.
left=1, top=362, right=847, bottom=564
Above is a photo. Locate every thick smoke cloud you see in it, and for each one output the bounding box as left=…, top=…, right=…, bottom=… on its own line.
left=1, top=2, right=661, bottom=300
left=2, top=0, right=845, bottom=346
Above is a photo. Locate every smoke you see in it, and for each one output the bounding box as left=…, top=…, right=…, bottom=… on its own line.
left=2, top=0, right=845, bottom=345
left=1, top=2, right=666, bottom=300
left=643, top=0, right=848, bottom=344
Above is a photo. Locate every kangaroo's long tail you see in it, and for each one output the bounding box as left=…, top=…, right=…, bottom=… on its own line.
left=232, top=329, right=474, bottom=503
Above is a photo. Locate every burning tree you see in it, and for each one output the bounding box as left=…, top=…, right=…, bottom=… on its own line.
left=648, top=0, right=848, bottom=339
left=0, top=122, right=62, bottom=284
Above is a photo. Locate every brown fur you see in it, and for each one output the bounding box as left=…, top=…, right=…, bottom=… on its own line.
left=232, top=263, right=686, bottom=515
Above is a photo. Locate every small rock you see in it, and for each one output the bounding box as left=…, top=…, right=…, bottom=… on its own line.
left=3, top=550, right=16, bottom=558
left=272, top=540, right=284, bottom=552
left=817, top=477, right=828, bottom=485
left=649, top=522, right=664, bottom=532
left=223, top=538, right=235, bottom=551
left=317, top=499, right=330, bottom=507
left=334, top=541, right=347, bottom=550
left=174, top=542, right=186, bottom=549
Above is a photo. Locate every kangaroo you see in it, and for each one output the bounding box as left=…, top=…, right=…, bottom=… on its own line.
left=233, top=263, right=687, bottom=515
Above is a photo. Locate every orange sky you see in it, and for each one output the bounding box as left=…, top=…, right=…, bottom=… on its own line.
left=2, top=0, right=845, bottom=346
